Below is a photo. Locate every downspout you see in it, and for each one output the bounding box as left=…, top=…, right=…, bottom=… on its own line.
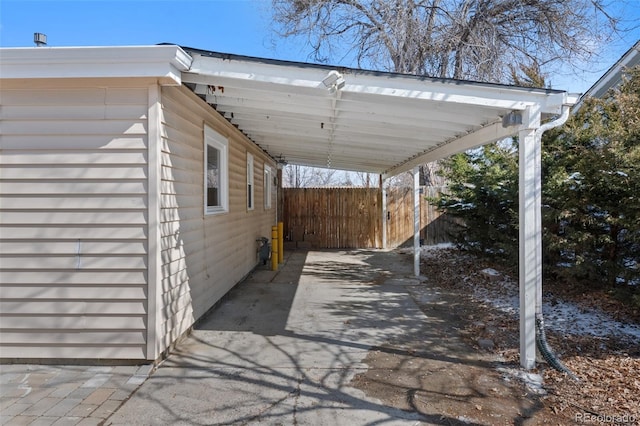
left=532, top=105, right=579, bottom=380
left=534, top=105, right=570, bottom=317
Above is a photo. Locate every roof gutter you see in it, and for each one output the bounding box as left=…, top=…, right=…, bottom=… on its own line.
left=536, top=104, right=571, bottom=142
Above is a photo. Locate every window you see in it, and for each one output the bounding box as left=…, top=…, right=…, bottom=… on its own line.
left=247, top=153, right=254, bottom=210
left=264, top=165, right=272, bottom=209
left=204, top=125, right=228, bottom=215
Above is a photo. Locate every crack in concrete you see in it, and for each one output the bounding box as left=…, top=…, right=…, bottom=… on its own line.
left=292, top=376, right=302, bottom=426
left=239, top=377, right=301, bottom=425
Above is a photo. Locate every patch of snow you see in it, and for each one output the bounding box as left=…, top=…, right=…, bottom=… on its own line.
left=449, top=202, right=476, bottom=210
left=566, top=172, right=583, bottom=181
left=421, top=243, right=456, bottom=252
left=469, top=276, right=640, bottom=342
left=397, top=243, right=456, bottom=258
left=600, top=170, right=630, bottom=178
left=498, top=368, right=546, bottom=395
left=480, top=268, right=500, bottom=277
left=543, top=302, right=640, bottom=340
left=472, top=285, right=519, bottom=316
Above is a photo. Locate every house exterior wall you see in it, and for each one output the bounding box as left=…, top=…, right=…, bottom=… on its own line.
left=155, top=85, right=276, bottom=355
left=0, top=77, right=277, bottom=361
left=0, top=79, right=152, bottom=359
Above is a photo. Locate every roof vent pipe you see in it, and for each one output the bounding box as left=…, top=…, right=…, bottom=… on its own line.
left=34, top=33, right=47, bottom=47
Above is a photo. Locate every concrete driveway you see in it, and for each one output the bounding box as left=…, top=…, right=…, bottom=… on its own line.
left=107, top=249, right=428, bottom=425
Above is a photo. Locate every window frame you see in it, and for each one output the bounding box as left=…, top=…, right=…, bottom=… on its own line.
left=247, top=152, right=255, bottom=211
left=264, top=164, right=273, bottom=209
left=204, top=125, right=229, bottom=215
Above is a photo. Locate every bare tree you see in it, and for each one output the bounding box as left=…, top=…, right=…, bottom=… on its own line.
left=282, top=165, right=340, bottom=187
left=271, top=0, right=631, bottom=188
left=352, top=171, right=379, bottom=187
left=419, top=162, right=447, bottom=186
left=271, top=0, right=625, bottom=83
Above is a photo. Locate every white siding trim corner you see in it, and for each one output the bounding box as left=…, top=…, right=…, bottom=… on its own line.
left=146, top=84, right=162, bottom=360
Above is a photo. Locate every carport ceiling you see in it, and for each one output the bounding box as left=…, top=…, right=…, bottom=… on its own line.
left=181, top=47, right=573, bottom=178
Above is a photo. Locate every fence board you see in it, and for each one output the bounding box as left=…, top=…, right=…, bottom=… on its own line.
left=283, top=186, right=452, bottom=249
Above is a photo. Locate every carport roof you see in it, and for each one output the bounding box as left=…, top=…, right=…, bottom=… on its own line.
left=0, top=44, right=577, bottom=178
left=181, top=46, right=576, bottom=178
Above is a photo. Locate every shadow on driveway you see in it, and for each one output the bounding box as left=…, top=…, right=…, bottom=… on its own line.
left=106, top=249, right=539, bottom=426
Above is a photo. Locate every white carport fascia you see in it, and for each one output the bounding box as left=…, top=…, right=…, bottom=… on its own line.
left=186, top=55, right=566, bottom=112
left=384, top=91, right=574, bottom=179
left=0, top=45, right=193, bottom=85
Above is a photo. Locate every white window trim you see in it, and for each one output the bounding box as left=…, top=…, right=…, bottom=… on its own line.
left=264, top=164, right=273, bottom=209
left=247, top=152, right=254, bottom=211
left=204, top=125, right=229, bottom=215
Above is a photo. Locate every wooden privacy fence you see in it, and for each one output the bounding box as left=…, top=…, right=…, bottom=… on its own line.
left=283, top=188, right=381, bottom=249
left=283, top=186, right=453, bottom=249
left=385, top=186, right=452, bottom=248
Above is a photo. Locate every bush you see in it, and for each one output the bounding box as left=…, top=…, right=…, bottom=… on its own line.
left=437, top=66, right=640, bottom=292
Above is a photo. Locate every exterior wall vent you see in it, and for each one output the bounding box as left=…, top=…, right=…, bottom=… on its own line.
left=34, top=33, right=47, bottom=47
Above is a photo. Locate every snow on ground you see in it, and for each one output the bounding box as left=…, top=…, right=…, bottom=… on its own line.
left=398, top=242, right=455, bottom=256
left=497, top=368, right=546, bottom=395
left=417, top=245, right=640, bottom=343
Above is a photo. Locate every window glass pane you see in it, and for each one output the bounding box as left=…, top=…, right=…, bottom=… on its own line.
left=207, top=145, right=220, bottom=207
left=247, top=154, right=254, bottom=210
left=204, top=125, right=228, bottom=215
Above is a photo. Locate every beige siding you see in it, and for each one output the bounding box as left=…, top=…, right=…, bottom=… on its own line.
left=0, top=78, right=276, bottom=361
left=0, top=80, right=150, bottom=359
left=157, top=86, right=276, bottom=352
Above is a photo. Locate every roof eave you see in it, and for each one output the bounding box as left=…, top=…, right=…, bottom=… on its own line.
left=0, top=45, right=193, bottom=85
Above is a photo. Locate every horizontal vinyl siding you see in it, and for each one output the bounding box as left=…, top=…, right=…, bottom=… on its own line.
left=158, top=86, right=276, bottom=352
left=0, top=81, right=150, bottom=360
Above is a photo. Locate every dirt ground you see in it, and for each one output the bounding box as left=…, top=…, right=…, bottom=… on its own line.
left=351, top=247, right=640, bottom=425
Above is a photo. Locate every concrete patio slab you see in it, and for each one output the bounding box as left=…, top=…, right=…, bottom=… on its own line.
left=106, top=249, right=428, bottom=425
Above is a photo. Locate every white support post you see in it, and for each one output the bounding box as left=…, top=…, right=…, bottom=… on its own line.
left=381, top=174, right=387, bottom=249
left=413, top=167, right=420, bottom=277
left=518, top=105, right=541, bottom=370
